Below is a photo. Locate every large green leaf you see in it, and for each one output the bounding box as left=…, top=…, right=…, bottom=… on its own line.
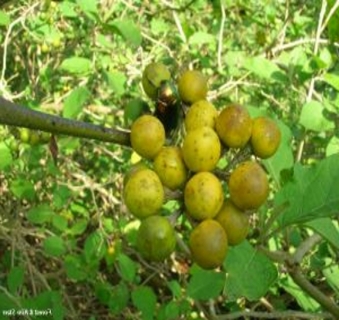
left=63, top=86, right=90, bottom=119
left=187, top=267, right=225, bottom=300
left=275, top=153, right=339, bottom=227
left=224, top=241, right=278, bottom=301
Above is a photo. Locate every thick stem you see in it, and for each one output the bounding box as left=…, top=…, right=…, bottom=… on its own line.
left=0, top=97, right=131, bottom=146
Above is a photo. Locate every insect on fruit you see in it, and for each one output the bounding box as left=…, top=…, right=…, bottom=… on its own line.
left=154, top=80, right=183, bottom=136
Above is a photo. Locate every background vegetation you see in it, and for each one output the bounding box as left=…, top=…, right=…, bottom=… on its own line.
left=0, top=0, right=339, bottom=319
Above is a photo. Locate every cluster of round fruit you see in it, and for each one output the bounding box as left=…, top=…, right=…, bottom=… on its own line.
left=123, top=62, right=281, bottom=270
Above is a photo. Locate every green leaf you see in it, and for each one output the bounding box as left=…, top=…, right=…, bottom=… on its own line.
left=244, top=56, right=287, bottom=82
left=263, top=120, right=294, bottom=184
left=63, top=86, right=90, bottom=119
left=306, top=218, right=339, bottom=250
left=124, top=98, right=150, bottom=125
left=104, top=71, right=127, bottom=96
left=323, top=263, right=339, bottom=294
left=281, top=276, right=320, bottom=311
left=108, top=282, right=130, bottom=314
left=224, top=241, right=278, bottom=301
left=64, top=254, right=87, bottom=281
left=69, top=219, right=88, bottom=235
left=84, top=230, right=106, bottom=263
left=189, top=31, right=216, bottom=46
left=187, top=267, right=225, bottom=300
left=43, top=236, right=67, bottom=257
left=117, top=254, right=136, bottom=282
left=10, top=178, right=35, bottom=200
left=326, top=136, right=339, bottom=156
left=110, top=19, right=142, bottom=47
left=59, top=57, right=92, bottom=75
left=95, top=282, right=112, bottom=304
left=131, top=286, right=157, bottom=320
left=7, top=266, right=25, bottom=294
left=299, top=100, right=334, bottom=132
left=150, top=18, right=169, bottom=35
left=23, top=290, right=65, bottom=320
left=275, top=154, right=339, bottom=227
left=0, top=142, right=13, bottom=170
left=0, top=293, right=17, bottom=310
left=59, top=1, right=77, bottom=18
left=52, top=214, right=69, bottom=232
left=0, top=10, right=10, bottom=26
left=167, top=280, right=182, bottom=298
left=27, top=204, right=54, bottom=225
left=326, top=0, right=339, bottom=42
left=77, top=0, right=98, bottom=15
left=158, top=301, right=180, bottom=320
left=323, top=72, right=339, bottom=91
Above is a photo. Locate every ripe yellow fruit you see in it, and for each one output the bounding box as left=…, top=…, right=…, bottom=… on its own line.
left=184, top=172, right=224, bottom=221
left=215, top=104, right=252, bottom=148
left=178, top=70, right=208, bottom=104
left=130, top=115, right=165, bottom=160
left=184, top=100, right=218, bottom=131
left=153, top=146, right=187, bottom=190
left=228, top=161, right=269, bottom=210
left=215, top=200, right=250, bottom=246
left=136, top=215, right=176, bottom=262
left=251, top=117, right=281, bottom=159
left=123, top=169, right=164, bottom=219
left=182, top=126, right=221, bottom=172
left=142, top=62, right=171, bottom=100
left=189, top=219, right=228, bottom=270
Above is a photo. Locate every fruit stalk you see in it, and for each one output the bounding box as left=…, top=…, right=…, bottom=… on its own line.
left=0, top=97, right=131, bottom=146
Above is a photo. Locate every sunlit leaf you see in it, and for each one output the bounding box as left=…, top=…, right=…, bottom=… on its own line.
left=59, top=57, right=92, bottom=75
left=109, top=20, right=142, bottom=47
left=63, top=86, right=90, bottom=119
left=299, top=100, right=334, bottom=132
left=0, top=10, right=10, bottom=26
